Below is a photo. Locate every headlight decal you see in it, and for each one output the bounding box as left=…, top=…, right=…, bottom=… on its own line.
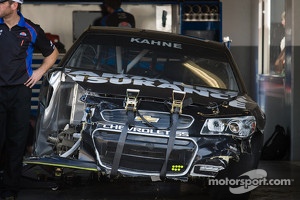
left=200, top=116, right=256, bottom=138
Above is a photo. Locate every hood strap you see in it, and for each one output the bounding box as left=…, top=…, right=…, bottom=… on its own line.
left=160, top=90, right=186, bottom=180
left=110, top=89, right=139, bottom=178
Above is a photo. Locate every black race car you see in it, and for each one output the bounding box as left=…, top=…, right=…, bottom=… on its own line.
left=25, top=27, right=266, bottom=200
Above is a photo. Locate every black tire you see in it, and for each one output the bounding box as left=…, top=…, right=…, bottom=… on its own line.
left=209, top=132, right=264, bottom=200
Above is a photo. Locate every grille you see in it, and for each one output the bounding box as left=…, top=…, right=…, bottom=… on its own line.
left=93, top=128, right=197, bottom=177
left=101, top=109, right=194, bottom=129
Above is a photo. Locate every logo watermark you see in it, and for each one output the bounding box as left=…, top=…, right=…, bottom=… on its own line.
left=208, top=169, right=293, bottom=194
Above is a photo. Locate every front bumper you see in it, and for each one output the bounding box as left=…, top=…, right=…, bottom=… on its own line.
left=93, top=127, right=198, bottom=177
left=91, top=123, right=247, bottom=180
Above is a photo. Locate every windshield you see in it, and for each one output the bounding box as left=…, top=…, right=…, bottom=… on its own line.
left=66, top=43, right=239, bottom=91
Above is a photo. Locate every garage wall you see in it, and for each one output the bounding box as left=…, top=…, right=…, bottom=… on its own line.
left=22, top=3, right=158, bottom=50
left=222, top=0, right=257, bottom=46
left=286, top=0, right=300, bottom=160
left=222, top=0, right=259, bottom=99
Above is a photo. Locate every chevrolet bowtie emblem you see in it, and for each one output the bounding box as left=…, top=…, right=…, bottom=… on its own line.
left=135, top=115, right=159, bottom=123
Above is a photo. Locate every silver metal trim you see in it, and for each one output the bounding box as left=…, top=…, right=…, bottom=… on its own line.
left=190, top=164, right=225, bottom=178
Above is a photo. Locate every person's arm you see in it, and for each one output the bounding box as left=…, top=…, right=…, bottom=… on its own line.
left=24, top=47, right=59, bottom=88
left=274, top=48, right=285, bottom=74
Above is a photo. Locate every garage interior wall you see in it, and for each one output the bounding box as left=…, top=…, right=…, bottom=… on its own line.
left=286, top=0, right=300, bottom=160
left=22, top=4, right=158, bottom=50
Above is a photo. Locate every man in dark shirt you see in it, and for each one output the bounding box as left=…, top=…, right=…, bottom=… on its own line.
left=97, top=0, right=135, bottom=28
left=0, top=0, right=59, bottom=199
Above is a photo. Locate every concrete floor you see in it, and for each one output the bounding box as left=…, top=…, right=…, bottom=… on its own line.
left=250, top=161, right=300, bottom=200
left=10, top=161, right=299, bottom=200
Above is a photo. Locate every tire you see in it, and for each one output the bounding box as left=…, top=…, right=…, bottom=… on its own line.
left=209, top=132, right=264, bottom=200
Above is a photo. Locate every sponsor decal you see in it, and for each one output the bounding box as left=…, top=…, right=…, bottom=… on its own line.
left=19, top=32, right=27, bottom=37
left=66, top=70, right=238, bottom=102
left=50, top=40, right=55, bottom=48
left=171, top=165, right=184, bottom=172
left=229, top=96, right=247, bottom=109
left=130, top=37, right=182, bottom=49
left=97, top=123, right=189, bottom=137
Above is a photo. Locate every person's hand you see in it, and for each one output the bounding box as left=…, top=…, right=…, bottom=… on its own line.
left=275, top=50, right=285, bottom=74
left=24, top=69, right=44, bottom=88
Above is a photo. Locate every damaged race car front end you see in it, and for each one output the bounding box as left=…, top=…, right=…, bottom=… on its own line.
left=24, top=27, right=266, bottom=199
left=78, top=89, right=260, bottom=181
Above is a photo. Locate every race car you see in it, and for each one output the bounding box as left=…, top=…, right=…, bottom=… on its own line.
left=25, top=26, right=266, bottom=200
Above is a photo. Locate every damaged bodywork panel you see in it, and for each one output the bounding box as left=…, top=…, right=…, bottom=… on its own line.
left=24, top=27, right=265, bottom=199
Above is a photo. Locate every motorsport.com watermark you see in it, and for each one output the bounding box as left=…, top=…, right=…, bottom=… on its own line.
left=208, top=169, right=294, bottom=194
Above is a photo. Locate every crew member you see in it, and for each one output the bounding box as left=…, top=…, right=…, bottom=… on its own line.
left=100, top=0, right=135, bottom=28
left=0, top=0, right=59, bottom=199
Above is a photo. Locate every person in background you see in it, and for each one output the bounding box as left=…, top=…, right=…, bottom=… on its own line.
left=279, top=11, right=285, bottom=52
left=0, top=0, right=59, bottom=199
left=93, top=3, right=109, bottom=26
left=97, top=0, right=135, bottom=28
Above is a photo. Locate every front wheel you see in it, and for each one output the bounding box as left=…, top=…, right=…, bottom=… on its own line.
left=209, top=132, right=264, bottom=200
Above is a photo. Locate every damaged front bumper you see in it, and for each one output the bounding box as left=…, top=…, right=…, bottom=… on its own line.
left=86, top=121, right=252, bottom=181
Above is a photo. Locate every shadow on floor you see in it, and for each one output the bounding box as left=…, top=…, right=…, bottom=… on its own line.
left=2, top=161, right=299, bottom=200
